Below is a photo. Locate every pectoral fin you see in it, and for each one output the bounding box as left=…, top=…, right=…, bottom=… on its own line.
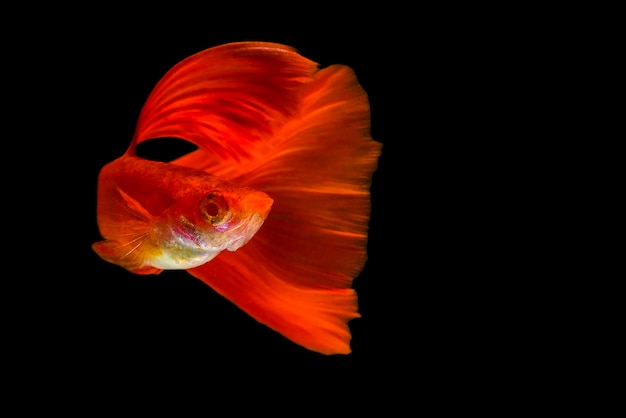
left=92, top=239, right=163, bottom=275
left=93, top=184, right=162, bottom=275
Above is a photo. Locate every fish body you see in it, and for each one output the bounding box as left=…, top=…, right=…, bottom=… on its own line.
left=93, top=156, right=273, bottom=274
left=93, top=42, right=382, bottom=354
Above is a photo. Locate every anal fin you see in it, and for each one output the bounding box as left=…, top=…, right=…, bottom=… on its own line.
left=188, top=245, right=360, bottom=355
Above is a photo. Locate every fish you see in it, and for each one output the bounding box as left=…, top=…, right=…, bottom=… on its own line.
left=92, top=41, right=382, bottom=355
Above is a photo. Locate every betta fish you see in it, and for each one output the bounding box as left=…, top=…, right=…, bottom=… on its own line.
left=92, top=41, right=382, bottom=355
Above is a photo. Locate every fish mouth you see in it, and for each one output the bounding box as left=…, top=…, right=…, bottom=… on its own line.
left=225, top=212, right=268, bottom=251
left=242, top=191, right=273, bottom=220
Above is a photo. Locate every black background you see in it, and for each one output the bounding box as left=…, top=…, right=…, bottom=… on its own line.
left=86, top=37, right=392, bottom=358
left=40, top=24, right=418, bottom=382
left=26, top=17, right=472, bottom=405
left=13, top=7, right=562, bottom=411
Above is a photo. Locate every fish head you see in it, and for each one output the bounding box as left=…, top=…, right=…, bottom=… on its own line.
left=152, top=185, right=273, bottom=270
left=193, top=186, right=274, bottom=252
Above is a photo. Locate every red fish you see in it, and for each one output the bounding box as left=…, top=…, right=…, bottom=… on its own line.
left=92, top=42, right=382, bottom=354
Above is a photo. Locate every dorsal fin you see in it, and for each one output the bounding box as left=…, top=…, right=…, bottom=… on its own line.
left=128, top=42, right=318, bottom=163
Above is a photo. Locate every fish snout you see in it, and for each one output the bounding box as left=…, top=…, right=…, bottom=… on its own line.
left=243, top=191, right=274, bottom=219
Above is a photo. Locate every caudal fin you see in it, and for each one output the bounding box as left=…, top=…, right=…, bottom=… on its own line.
left=187, top=64, right=382, bottom=354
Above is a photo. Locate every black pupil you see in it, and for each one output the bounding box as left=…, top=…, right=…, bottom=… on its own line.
left=205, top=202, right=219, bottom=217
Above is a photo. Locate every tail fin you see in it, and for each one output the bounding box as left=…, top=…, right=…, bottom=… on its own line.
left=187, top=64, right=382, bottom=354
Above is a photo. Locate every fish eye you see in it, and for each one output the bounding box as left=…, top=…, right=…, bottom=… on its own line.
left=200, top=193, right=230, bottom=226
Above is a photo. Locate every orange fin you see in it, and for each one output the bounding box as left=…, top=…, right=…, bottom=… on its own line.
left=233, top=64, right=382, bottom=289
left=129, top=42, right=318, bottom=160
left=189, top=247, right=360, bottom=355
left=93, top=185, right=162, bottom=275
left=115, top=186, right=154, bottom=221
left=189, top=64, right=381, bottom=354
left=92, top=240, right=162, bottom=275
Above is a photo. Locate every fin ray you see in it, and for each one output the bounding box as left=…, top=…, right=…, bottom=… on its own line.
left=188, top=63, right=381, bottom=354
left=130, top=42, right=319, bottom=162
left=189, top=246, right=359, bottom=355
left=93, top=167, right=161, bottom=274
left=230, top=65, right=381, bottom=290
